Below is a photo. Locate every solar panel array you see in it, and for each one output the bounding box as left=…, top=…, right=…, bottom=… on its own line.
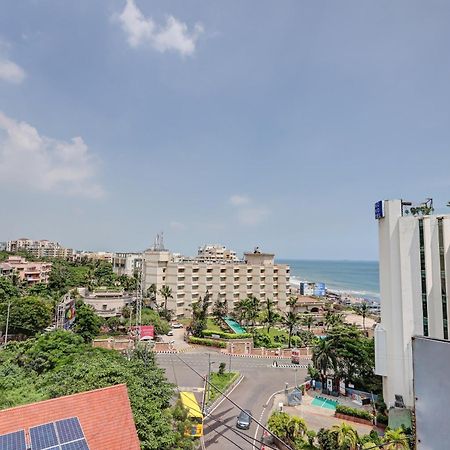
left=0, top=417, right=89, bottom=450
left=0, top=430, right=27, bottom=450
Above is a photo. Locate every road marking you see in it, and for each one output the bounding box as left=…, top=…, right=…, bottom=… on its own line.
left=178, top=386, right=205, bottom=392
left=205, top=375, right=245, bottom=416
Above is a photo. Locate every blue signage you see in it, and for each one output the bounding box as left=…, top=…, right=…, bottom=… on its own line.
left=375, top=201, right=384, bottom=220
left=314, top=282, right=326, bottom=297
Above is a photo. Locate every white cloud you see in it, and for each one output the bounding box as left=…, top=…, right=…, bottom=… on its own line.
left=116, top=0, right=203, bottom=56
left=229, top=194, right=250, bottom=206
left=229, top=194, right=270, bottom=226
left=0, top=57, right=26, bottom=84
left=0, top=112, right=104, bottom=199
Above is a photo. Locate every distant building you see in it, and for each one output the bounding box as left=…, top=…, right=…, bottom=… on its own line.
left=196, top=244, right=239, bottom=262
left=0, top=256, right=52, bottom=285
left=142, top=245, right=290, bottom=318
left=375, top=199, right=450, bottom=408
left=78, top=288, right=134, bottom=318
left=0, top=242, right=6, bottom=251
left=0, top=384, right=140, bottom=450
left=6, top=238, right=74, bottom=260
left=77, top=251, right=114, bottom=263
left=112, top=253, right=142, bottom=277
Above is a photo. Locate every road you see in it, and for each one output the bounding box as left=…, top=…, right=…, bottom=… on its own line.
left=156, top=352, right=309, bottom=450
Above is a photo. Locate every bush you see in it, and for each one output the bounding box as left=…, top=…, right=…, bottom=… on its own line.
left=188, top=336, right=227, bottom=348
left=335, top=405, right=373, bottom=421
left=202, top=329, right=252, bottom=339
left=376, top=413, right=388, bottom=425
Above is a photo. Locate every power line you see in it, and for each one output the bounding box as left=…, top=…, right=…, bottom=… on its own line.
left=205, top=412, right=279, bottom=450
left=174, top=353, right=295, bottom=450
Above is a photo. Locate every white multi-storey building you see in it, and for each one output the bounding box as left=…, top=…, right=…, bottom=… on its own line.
left=375, top=199, right=450, bottom=408
left=142, top=246, right=290, bottom=318
left=112, top=253, right=142, bottom=277
left=6, top=238, right=74, bottom=260
left=196, top=245, right=238, bottom=262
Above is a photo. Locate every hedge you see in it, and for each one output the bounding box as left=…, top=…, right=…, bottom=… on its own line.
left=376, top=413, right=388, bottom=425
left=202, top=330, right=252, bottom=340
left=335, top=405, right=373, bottom=421
left=188, top=336, right=227, bottom=348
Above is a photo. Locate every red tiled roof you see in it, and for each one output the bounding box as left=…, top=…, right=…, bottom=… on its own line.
left=0, top=384, right=140, bottom=450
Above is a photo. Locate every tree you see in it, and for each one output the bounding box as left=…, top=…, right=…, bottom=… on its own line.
left=301, top=314, right=315, bottom=332
left=191, top=293, right=210, bottom=337
left=233, top=295, right=260, bottom=328
left=355, top=303, right=369, bottom=331
left=312, top=338, right=337, bottom=386
left=325, top=310, right=344, bottom=330
left=286, top=296, right=297, bottom=310
left=0, top=277, right=19, bottom=301
left=267, top=411, right=307, bottom=447
left=141, top=308, right=170, bottom=335
left=159, top=285, right=173, bottom=312
left=107, top=316, right=122, bottom=333
left=73, top=301, right=102, bottom=342
left=218, top=362, right=226, bottom=375
left=260, top=298, right=280, bottom=333
left=145, top=284, right=157, bottom=307
left=331, top=423, right=358, bottom=450
left=382, top=428, right=410, bottom=450
left=212, top=296, right=228, bottom=324
left=0, top=295, right=52, bottom=336
left=282, top=310, right=300, bottom=348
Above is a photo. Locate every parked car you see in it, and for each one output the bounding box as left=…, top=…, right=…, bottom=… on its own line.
left=172, top=322, right=183, bottom=329
left=167, top=330, right=174, bottom=336
left=236, top=410, right=252, bottom=430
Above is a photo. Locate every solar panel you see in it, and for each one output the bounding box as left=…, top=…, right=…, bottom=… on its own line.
left=0, top=430, right=27, bottom=450
left=30, top=423, right=58, bottom=450
left=55, top=418, right=84, bottom=444
left=61, top=440, right=89, bottom=450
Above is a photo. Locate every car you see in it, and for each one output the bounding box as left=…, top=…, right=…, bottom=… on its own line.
left=236, top=409, right=252, bottom=430
left=167, top=330, right=174, bottom=336
left=172, top=322, right=183, bottom=329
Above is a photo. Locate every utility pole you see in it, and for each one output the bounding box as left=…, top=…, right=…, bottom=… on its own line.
left=229, top=352, right=232, bottom=373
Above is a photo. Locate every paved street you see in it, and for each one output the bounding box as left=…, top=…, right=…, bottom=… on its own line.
left=156, top=352, right=309, bottom=450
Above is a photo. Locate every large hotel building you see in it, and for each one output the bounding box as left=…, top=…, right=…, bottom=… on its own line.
left=375, top=199, right=450, bottom=408
left=142, top=244, right=291, bottom=318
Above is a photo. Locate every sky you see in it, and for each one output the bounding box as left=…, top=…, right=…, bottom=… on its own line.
left=1, top=0, right=450, bottom=260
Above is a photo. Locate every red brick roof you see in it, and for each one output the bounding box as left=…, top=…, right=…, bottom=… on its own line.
left=0, top=384, right=140, bottom=450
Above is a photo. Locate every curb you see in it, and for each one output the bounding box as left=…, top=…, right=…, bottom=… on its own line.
left=205, top=374, right=244, bottom=415
left=222, top=352, right=312, bottom=360
left=272, top=363, right=310, bottom=369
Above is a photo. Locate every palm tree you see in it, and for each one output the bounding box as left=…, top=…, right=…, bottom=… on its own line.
left=382, top=429, right=410, bottom=450
left=246, top=294, right=261, bottom=328
left=282, top=310, right=300, bottom=348
left=286, top=416, right=307, bottom=443
left=261, top=298, right=280, bottom=333
left=325, top=310, right=344, bottom=330
left=355, top=303, right=369, bottom=331
left=331, top=423, right=358, bottom=450
left=301, top=314, right=315, bottom=332
left=312, top=338, right=337, bottom=387
left=286, top=296, right=297, bottom=310
left=159, top=285, right=173, bottom=312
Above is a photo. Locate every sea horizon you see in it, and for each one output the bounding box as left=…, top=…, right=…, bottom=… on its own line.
left=277, top=259, right=380, bottom=302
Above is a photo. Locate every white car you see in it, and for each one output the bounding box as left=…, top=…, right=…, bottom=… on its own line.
left=172, top=323, right=183, bottom=329
left=167, top=330, right=174, bottom=336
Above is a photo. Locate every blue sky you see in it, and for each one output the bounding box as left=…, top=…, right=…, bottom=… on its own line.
left=1, top=0, right=450, bottom=260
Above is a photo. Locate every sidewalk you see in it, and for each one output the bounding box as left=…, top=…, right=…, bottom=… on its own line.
left=271, top=391, right=378, bottom=436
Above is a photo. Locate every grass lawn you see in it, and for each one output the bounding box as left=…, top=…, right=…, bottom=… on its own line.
left=207, top=371, right=239, bottom=404
left=206, top=318, right=222, bottom=332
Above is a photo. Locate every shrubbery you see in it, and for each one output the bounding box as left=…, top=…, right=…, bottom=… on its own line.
left=376, top=412, right=388, bottom=425
left=202, top=329, right=252, bottom=340
left=335, top=405, right=373, bottom=421
left=188, top=336, right=227, bottom=348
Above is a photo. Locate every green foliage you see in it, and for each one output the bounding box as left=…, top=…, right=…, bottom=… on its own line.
left=234, top=295, right=261, bottom=327
left=335, top=405, right=373, bottom=421
left=141, top=308, right=170, bottom=335
left=282, top=310, right=301, bottom=348
left=73, top=301, right=102, bottom=342
left=159, top=285, right=173, bottom=311
left=0, top=277, right=20, bottom=300
left=190, top=293, right=210, bottom=337
left=207, top=372, right=238, bottom=404
left=0, top=333, right=193, bottom=450
left=188, top=336, right=227, bottom=348
left=212, top=297, right=228, bottom=324
left=218, top=362, right=226, bottom=375
left=268, top=411, right=307, bottom=448
left=252, top=329, right=274, bottom=348
left=317, top=428, right=339, bottom=450
left=0, top=295, right=52, bottom=336
left=376, top=413, right=388, bottom=425
left=260, top=298, right=280, bottom=333
left=202, top=329, right=252, bottom=339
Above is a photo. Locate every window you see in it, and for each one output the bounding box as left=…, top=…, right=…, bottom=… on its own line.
left=419, top=219, right=429, bottom=336
left=438, top=218, right=448, bottom=339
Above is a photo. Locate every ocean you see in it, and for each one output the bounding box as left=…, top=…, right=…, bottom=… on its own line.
left=277, top=259, right=380, bottom=301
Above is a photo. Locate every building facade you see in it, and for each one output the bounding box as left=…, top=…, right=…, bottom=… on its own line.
left=375, top=199, right=450, bottom=408
left=142, top=247, right=290, bottom=318
left=112, top=253, right=142, bottom=277
left=0, top=256, right=52, bottom=285
left=6, top=238, right=74, bottom=260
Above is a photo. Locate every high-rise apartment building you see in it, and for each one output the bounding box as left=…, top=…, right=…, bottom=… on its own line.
left=375, top=199, right=450, bottom=408
left=6, top=238, right=74, bottom=260
left=142, top=246, right=290, bottom=318
left=112, top=253, right=142, bottom=277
